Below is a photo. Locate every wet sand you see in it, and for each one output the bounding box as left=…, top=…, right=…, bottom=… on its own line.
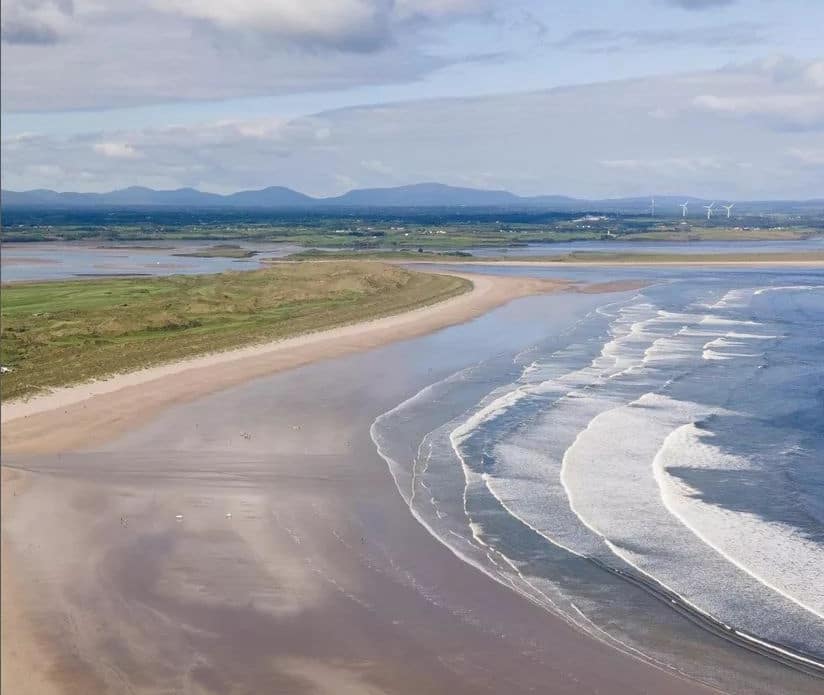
left=2, top=272, right=817, bottom=694
left=0, top=256, right=61, bottom=266
left=1, top=352, right=716, bottom=695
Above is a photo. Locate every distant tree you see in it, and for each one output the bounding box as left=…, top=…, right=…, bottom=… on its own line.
left=417, top=247, right=423, bottom=253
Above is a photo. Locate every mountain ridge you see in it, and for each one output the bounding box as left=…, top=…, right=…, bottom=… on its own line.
left=3, top=183, right=822, bottom=213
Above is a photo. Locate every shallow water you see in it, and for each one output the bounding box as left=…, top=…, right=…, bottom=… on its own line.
left=0, top=241, right=302, bottom=282
left=4, top=238, right=823, bottom=283
left=373, top=264, right=824, bottom=683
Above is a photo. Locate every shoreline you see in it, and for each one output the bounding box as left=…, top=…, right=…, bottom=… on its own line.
left=2, top=267, right=820, bottom=694
left=1, top=271, right=567, bottom=455
left=0, top=279, right=723, bottom=695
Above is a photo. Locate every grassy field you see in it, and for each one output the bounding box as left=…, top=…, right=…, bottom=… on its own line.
left=0, top=262, right=470, bottom=400
left=395, top=251, right=824, bottom=264
left=623, top=227, right=821, bottom=242
left=499, top=251, right=824, bottom=263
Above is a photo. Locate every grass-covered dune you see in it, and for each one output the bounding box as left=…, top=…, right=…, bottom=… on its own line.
left=0, top=262, right=469, bottom=400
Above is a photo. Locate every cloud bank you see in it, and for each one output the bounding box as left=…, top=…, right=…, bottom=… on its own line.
left=1, top=0, right=494, bottom=111
left=4, top=60, right=822, bottom=199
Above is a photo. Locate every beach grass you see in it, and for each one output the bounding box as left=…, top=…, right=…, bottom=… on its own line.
left=0, top=262, right=469, bottom=400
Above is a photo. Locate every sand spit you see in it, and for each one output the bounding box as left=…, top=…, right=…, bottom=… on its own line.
left=1, top=272, right=564, bottom=455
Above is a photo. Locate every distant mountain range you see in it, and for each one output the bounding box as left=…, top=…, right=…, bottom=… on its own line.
left=2, top=183, right=822, bottom=214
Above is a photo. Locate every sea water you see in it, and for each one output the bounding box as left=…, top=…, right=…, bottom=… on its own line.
left=372, top=265, right=824, bottom=684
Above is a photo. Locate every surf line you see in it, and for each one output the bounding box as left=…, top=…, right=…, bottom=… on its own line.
left=652, top=424, right=824, bottom=623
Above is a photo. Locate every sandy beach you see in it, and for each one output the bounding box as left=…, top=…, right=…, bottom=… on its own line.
left=1, top=271, right=563, bottom=455
left=2, top=269, right=819, bottom=695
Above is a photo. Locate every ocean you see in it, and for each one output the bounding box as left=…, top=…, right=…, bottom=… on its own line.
left=372, top=265, right=824, bottom=686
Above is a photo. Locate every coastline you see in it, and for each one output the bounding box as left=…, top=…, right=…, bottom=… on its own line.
left=1, top=271, right=565, bottom=455
left=0, top=277, right=722, bottom=695
left=2, top=266, right=820, bottom=694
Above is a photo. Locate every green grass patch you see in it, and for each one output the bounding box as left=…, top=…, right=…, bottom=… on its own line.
left=0, top=262, right=469, bottom=400
left=459, top=251, right=824, bottom=264
left=623, top=228, right=821, bottom=242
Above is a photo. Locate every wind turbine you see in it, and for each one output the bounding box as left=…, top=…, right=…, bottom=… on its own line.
left=680, top=202, right=689, bottom=218
left=650, top=197, right=655, bottom=217
left=722, top=203, right=735, bottom=219
left=704, top=202, right=715, bottom=220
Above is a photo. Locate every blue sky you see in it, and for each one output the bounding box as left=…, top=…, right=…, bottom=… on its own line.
left=2, top=0, right=823, bottom=196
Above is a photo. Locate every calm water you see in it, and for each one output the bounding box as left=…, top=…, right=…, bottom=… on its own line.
left=373, top=264, right=824, bottom=682
left=4, top=238, right=823, bottom=283
left=0, top=241, right=302, bottom=282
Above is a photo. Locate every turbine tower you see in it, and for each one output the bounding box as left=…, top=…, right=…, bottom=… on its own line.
left=650, top=197, right=655, bottom=217
left=722, top=203, right=735, bottom=219
left=680, top=202, right=689, bottom=218
left=704, top=202, right=715, bottom=220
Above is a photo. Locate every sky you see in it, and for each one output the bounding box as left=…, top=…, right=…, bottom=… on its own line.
left=2, top=0, right=823, bottom=198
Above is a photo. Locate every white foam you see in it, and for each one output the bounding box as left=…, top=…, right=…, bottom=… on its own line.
left=654, top=424, right=824, bottom=620
left=558, top=392, right=824, bottom=653
left=373, top=285, right=824, bottom=669
left=753, top=285, right=820, bottom=295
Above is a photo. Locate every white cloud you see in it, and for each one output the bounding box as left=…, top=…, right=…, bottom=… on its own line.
left=93, top=142, right=142, bottom=158
left=1, top=0, right=75, bottom=44
left=692, top=93, right=824, bottom=130
left=662, top=0, right=736, bottom=9
left=553, top=22, right=764, bottom=53
left=600, top=156, right=724, bottom=173
left=218, top=118, right=288, bottom=139
left=159, top=0, right=491, bottom=52
left=1, top=0, right=493, bottom=111
left=788, top=147, right=824, bottom=166
left=160, top=0, right=393, bottom=52
left=361, top=159, right=393, bottom=175
left=5, top=62, right=823, bottom=199
left=804, top=60, right=824, bottom=88
left=395, top=0, right=493, bottom=21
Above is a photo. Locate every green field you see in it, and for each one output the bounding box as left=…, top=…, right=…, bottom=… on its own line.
left=0, top=262, right=469, bottom=400
left=481, top=251, right=824, bottom=264
left=5, top=212, right=822, bottom=251
left=624, top=227, right=820, bottom=242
